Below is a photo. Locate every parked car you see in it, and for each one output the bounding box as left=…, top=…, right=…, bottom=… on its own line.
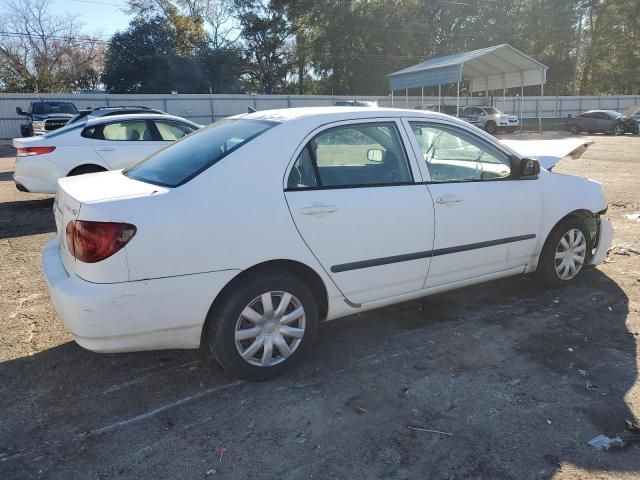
left=16, top=101, right=78, bottom=136
left=335, top=100, right=378, bottom=107
left=460, top=106, right=520, bottom=134
left=12, top=113, right=200, bottom=193
left=67, top=106, right=168, bottom=126
left=44, top=107, right=612, bottom=381
left=415, top=104, right=482, bottom=127
left=567, top=110, right=640, bottom=135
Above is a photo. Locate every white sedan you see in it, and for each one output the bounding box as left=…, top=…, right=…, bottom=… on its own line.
left=12, top=113, right=200, bottom=193
left=43, top=107, right=613, bottom=381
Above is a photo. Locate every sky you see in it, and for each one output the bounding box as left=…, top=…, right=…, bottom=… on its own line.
left=53, top=0, right=133, bottom=38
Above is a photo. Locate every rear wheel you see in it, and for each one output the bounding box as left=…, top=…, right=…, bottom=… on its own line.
left=485, top=121, right=497, bottom=135
left=67, top=164, right=106, bottom=176
left=536, top=217, right=592, bottom=288
left=204, top=272, right=319, bottom=381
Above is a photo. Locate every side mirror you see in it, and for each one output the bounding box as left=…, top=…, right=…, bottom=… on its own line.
left=568, top=114, right=573, bottom=118
left=367, top=148, right=383, bottom=162
left=519, top=157, right=540, bottom=179
left=16, top=106, right=27, bottom=116
left=412, top=127, right=423, bottom=136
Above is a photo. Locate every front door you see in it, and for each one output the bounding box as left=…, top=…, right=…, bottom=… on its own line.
left=403, top=119, right=541, bottom=288
left=284, top=119, right=435, bottom=305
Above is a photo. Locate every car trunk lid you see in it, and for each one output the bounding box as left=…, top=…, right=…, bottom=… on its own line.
left=54, top=170, right=167, bottom=277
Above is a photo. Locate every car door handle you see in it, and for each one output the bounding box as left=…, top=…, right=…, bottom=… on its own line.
left=436, top=195, right=464, bottom=205
left=301, top=205, right=338, bottom=216
left=95, top=147, right=114, bottom=152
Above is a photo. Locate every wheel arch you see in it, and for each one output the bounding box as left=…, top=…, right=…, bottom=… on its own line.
left=200, top=259, right=329, bottom=347
left=66, top=163, right=108, bottom=176
left=535, top=208, right=600, bottom=269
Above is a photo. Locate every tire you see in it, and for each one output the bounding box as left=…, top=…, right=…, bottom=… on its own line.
left=536, top=217, right=592, bottom=289
left=485, top=121, right=497, bottom=135
left=67, top=165, right=106, bottom=176
left=569, top=124, right=579, bottom=135
left=614, top=123, right=625, bottom=135
left=204, top=271, right=319, bottom=381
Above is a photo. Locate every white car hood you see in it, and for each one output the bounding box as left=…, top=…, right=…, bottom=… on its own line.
left=500, top=138, right=593, bottom=170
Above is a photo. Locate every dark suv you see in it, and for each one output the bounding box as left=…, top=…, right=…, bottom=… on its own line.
left=16, top=101, right=78, bottom=136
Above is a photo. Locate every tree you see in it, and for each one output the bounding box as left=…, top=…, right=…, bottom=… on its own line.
left=0, top=0, right=103, bottom=92
left=102, top=16, right=207, bottom=93
left=235, top=0, right=294, bottom=93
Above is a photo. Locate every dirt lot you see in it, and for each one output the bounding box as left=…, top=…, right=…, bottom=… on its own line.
left=1, top=134, right=639, bottom=480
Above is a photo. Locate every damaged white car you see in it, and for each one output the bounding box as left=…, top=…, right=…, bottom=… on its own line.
left=43, top=107, right=613, bottom=381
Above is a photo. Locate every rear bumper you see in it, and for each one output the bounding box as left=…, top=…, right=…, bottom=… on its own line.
left=590, top=218, right=614, bottom=265
left=43, top=237, right=240, bottom=353
left=13, top=155, right=64, bottom=193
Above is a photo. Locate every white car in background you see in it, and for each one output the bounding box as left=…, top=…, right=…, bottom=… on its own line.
left=12, top=113, right=200, bottom=193
left=460, top=106, right=520, bottom=134
left=44, top=107, right=613, bottom=381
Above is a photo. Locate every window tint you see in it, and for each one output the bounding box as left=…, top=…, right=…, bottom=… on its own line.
left=154, top=120, right=195, bottom=141
left=125, top=119, right=276, bottom=187
left=32, top=102, right=78, bottom=115
left=287, top=122, right=412, bottom=189
left=287, top=146, right=318, bottom=189
left=101, top=121, right=153, bottom=141
left=409, top=122, right=512, bottom=182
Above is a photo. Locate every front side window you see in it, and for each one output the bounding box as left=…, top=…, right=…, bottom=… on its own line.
left=125, top=119, right=276, bottom=187
left=409, top=122, right=512, bottom=182
left=287, top=122, right=412, bottom=189
left=154, top=120, right=196, bottom=141
left=101, top=121, right=153, bottom=141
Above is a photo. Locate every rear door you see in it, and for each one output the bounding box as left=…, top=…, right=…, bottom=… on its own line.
left=284, top=119, right=435, bottom=305
left=87, top=119, right=164, bottom=169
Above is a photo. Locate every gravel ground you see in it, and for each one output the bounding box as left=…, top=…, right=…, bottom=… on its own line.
left=0, top=134, right=639, bottom=479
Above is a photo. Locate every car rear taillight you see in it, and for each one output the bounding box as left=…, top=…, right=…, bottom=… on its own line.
left=66, top=220, right=136, bottom=263
left=17, top=146, right=56, bottom=156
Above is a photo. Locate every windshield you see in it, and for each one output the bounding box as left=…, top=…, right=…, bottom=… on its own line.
left=32, top=102, right=78, bottom=115
left=606, top=111, right=622, bottom=120
left=124, top=118, right=277, bottom=187
left=482, top=107, right=500, bottom=115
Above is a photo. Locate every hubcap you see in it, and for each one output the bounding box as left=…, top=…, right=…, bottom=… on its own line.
left=234, top=291, right=306, bottom=367
left=554, top=228, right=587, bottom=280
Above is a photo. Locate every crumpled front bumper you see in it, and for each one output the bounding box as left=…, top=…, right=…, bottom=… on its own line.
left=590, top=218, right=614, bottom=265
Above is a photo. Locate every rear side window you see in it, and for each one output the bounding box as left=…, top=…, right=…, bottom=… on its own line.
left=287, top=122, right=412, bottom=189
left=102, top=121, right=152, bottom=141
left=82, top=120, right=153, bottom=141
left=125, top=119, right=277, bottom=187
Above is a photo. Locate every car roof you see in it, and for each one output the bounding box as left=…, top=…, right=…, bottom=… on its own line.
left=584, top=110, right=620, bottom=114
left=85, top=113, right=198, bottom=126
left=234, top=106, right=456, bottom=123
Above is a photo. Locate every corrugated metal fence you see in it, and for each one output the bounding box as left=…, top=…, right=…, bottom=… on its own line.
left=2, top=92, right=639, bottom=140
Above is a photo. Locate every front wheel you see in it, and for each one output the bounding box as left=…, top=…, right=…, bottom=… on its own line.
left=204, top=272, right=319, bottom=381
left=569, top=124, right=579, bottom=134
left=614, top=123, right=625, bottom=135
left=536, top=218, right=592, bottom=288
left=485, top=121, right=497, bottom=135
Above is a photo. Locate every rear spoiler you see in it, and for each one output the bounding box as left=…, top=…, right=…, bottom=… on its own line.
left=500, top=139, right=594, bottom=170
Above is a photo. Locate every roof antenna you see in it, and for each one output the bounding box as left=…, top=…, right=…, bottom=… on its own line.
left=248, top=106, right=256, bottom=113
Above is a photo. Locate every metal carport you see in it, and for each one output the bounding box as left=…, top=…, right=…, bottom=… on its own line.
left=387, top=44, right=548, bottom=131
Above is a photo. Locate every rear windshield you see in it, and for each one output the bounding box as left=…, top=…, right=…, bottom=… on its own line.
left=124, top=118, right=277, bottom=187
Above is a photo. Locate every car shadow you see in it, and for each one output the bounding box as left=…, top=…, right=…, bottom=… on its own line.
left=0, top=269, right=637, bottom=479
left=0, top=198, right=55, bottom=239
